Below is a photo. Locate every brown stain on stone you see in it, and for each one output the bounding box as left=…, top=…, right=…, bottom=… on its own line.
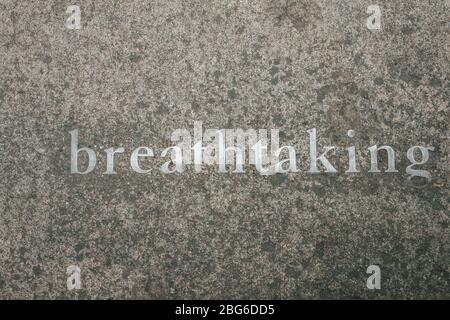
left=286, top=0, right=322, bottom=32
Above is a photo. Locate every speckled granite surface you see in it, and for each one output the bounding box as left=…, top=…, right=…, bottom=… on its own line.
left=0, top=0, right=448, bottom=299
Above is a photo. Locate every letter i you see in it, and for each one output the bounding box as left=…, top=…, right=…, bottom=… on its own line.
left=346, top=130, right=359, bottom=173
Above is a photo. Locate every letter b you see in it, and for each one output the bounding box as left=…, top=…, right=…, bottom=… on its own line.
left=70, top=129, right=96, bottom=174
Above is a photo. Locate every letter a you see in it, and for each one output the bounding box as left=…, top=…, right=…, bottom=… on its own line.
left=67, top=265, right=81, bottom=290
left=367, top=5, right=381, bottom=30
left=366, top=265, right=381, bottom=289
left=65, top=5, right=81, bottom=30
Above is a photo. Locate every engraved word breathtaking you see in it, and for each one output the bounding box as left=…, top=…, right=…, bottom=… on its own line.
left=70, top=121, right=434, bottom=182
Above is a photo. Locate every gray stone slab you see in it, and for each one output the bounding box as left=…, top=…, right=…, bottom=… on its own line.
left=0, top=0, right=448, bottom=299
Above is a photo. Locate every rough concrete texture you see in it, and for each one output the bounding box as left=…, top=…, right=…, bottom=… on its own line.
left=0, top=0, right=448, bottom=299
